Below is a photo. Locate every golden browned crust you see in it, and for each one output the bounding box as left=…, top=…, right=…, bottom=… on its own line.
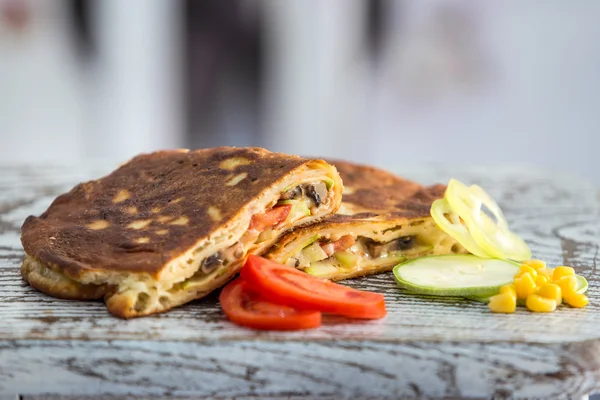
left=21, top=255, right=107, bottom=300
left=102, top=262, right=235, bottom=319
left=21, top=147, right=311, bottom=280
left=20, top=147, right=343, bottom=318
left=327, top=159, right=446, bottom=221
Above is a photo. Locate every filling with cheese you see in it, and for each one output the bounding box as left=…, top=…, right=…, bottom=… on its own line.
left=280, top=220, right=462, bottom=279
left=172, top=179, right=334, bottom=291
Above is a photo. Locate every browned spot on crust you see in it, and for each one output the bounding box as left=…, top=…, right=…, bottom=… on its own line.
left=342, top=186, right=355, bottom=195
left=87, top=220, right=110, bottom=230
left=135, top=237, right=150, bottom=244
left=226, top=172, right=248, bottom=186
left=220, top=157, right=251, bottom=170
left=127, top=220, right=152, bottom=230
left=156, top=229, right=168, bottom=235
left=113, top=189, right=131, bottom=203
left=207, top=206, right=222, bottom=222
left=125, top=206, right=138, bottom=214
left=169, top=216, right=189, bottom=226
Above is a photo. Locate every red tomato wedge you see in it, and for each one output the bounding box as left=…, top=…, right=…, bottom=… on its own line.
left=241, top=255, right=387, bottom=319
left=331, top=235, right=356, bottom=252
left=248, top=205, right=292, bottom=231
left=321, top=235, right=355, bottom=256
left=219, top=278, right=321, bottom=331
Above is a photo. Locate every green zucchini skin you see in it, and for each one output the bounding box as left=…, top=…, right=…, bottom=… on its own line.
left=393, top=255, right=520, bottom=297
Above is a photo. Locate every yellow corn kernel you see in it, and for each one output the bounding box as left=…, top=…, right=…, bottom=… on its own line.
left=523, top=259, right=546, bottom=270
left=563, top=292, right=588, bottom=308
left=556, top=275, right=578, bottom=295
left=489, top=292, right=517, bottom=313
left=514, top=265, right=538, bottom=279
left=499, top=284, right=516, bottom=298
left=526, top=294, right=557, bottom=313
left=537, top=283, right=562, bottom=305
left=535, top=275, right=549, bottom=287
left=553, top=266, right=575, bottom=281
left=515, top=273, right=537, bottom=299
left=537, top=267, right=554, bottom=279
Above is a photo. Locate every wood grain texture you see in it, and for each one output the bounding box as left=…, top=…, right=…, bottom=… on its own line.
left=1, top=164, right=599, bottom=399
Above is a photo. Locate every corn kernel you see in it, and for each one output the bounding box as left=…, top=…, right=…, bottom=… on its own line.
left=515, top=265, right=538, bottom=279
left=489, top=292, right=517, bottom=313
left=523, top=259, right=546, bottom=270
left=515, top=273, right=537, bottom=299
left=535, top=275, right=549, bottom=287
left=556, top=275, right=578, bottom=295
left=553, top=266, right=575, bottom=281
left=526, top=294, right=557, bottom=313
left=537, top=283, right=562, bottom=305
left=499, top=284, right=516, bottom=298
left=563, top=292, right=588, bottom=308
left=537, top=267, right=553, bottom=279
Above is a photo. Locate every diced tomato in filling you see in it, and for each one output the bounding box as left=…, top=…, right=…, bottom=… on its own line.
left=248, top=205, right=292, bottom=231
left=321, top=235, right=355, bottom=257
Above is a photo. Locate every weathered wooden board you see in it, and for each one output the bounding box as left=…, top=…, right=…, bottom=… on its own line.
left=0, top=164, right=599, bottom=399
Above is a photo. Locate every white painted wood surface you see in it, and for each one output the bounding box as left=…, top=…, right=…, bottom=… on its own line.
left=0, top=164, right=599, bottom=399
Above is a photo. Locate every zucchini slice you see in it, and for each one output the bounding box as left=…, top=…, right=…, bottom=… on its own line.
left=393, top=254, right=520, bottom=297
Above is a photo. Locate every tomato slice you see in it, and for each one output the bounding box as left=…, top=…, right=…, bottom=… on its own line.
left=241, top=255, right=386, bottom=319
left=248, top=205, right=292, bottom=231
left=219, top=278, right=321, bottom=331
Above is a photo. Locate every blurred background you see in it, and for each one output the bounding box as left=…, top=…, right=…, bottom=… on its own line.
left=1, top=0, right=600, bottom=183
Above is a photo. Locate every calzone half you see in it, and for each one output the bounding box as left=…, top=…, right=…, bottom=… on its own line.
left=21, top=147, right=343, bottom=318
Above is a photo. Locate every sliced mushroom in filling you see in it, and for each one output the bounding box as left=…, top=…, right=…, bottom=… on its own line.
left=285, top=231, right=442, bottom=278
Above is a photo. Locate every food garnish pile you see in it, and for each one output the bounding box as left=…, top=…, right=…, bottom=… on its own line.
left=220, top=178, right=590, bottom=330
left=488, top=261, right=588, bottom=313
left=394, top=178, right=589, bottom=314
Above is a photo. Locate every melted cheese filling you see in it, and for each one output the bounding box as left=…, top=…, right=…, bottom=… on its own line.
left=284, top=219, right=462, bottom=278
left=171, top=180, right=333, bottom=291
